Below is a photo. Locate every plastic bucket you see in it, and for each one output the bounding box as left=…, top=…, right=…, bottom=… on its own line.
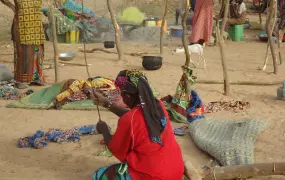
left=65, top=30, right=80, bottom=44
left=170, top=27, right=183, bottom=37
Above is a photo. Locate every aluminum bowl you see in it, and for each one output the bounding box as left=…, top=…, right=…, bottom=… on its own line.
left=59, top=52, right=76, bottom=61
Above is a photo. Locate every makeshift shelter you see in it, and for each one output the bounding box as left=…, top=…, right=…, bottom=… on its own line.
left=44, top=0, right=114, bottom=43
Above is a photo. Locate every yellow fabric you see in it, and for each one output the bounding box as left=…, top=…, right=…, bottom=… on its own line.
left=16, top=0, right=45, bottom=45
left=56, top=78, right=117, bottom=102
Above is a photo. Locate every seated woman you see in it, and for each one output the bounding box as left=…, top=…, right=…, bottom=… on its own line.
left=226, top=0, right=247, bottom=28
left=91, top=70, right=184, bottom=180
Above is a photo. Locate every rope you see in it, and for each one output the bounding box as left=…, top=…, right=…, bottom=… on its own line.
left=81, top=0, right=102, bottom=121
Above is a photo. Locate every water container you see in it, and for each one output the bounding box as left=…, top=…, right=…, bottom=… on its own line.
left=277, top=81, right=285, bottom=100
left=228, top=24, right=244, bottom=41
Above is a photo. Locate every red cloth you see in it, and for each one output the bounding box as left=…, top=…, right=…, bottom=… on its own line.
left=108, top=101, right=184, bottom=180
left=189, top=0, right=213, bottom=44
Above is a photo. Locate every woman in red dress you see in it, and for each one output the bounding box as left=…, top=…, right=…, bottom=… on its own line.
left=91, top=70, right=184, bottom=180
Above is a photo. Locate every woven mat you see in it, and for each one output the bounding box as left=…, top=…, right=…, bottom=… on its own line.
left=6, top=82, right=107, bottom=110
left=188, top=118, right=268, bottom=166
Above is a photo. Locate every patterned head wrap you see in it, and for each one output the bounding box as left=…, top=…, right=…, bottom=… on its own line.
left=115, top=70, right=166, bottom=145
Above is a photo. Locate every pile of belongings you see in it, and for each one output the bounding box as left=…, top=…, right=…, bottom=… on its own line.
left=43, top=0, right=113, bottom=42
left=0, top=86, right=34, bottom=100
left=18, top=125, right=111, bottom=149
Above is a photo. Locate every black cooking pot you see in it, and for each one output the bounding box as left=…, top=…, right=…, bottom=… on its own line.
left=104, top=41, right=115, bottom=49
left=142, top=56, right=162, bottom=70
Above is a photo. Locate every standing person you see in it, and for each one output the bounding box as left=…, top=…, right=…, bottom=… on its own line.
left=90, top=70, right=184, bottom=180
left=0, top=0, right=45, bottom=89
left=175, top=0, right=196, bottom=25
left=278, top=0, right=285, bottom=42
left=189, top=0, right=213, bottom=45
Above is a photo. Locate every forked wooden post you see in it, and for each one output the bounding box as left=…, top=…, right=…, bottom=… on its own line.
left=106, top=0, right=124, bottom=61
left=48, top=4, right=59, bottom=83
left=181, top=0, right=191, bottom=67
left=266, top=0, right=278, bottom=74
left=181, top=0, right=192, bottom=102
left=217, top=0, right=230, bottom=96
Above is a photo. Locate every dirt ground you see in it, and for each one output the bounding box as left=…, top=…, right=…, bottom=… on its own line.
left=1, top=1, right=285, bottom=180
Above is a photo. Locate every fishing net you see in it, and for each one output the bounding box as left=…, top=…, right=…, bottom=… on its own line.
left=188, top=118, right=268, bottom=166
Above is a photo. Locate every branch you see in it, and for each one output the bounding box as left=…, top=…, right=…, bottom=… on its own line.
left=106, top=0, right=124, bottom=61
left=0, top=0, right=15, bottom=13
left=182, top=1, right=191, bottom=67
left=48, top=5, right=60, bottom=83
left=203, top=162, right=285, bottom=180
left=160, top=0, right=168, bottom=54
left=196, top=79, right=283, bottom=86
left=79, top=48, right=149, bottom=57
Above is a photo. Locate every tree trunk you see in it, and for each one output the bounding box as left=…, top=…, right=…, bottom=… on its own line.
left=160, top=0, right=168, bottom=54
left=266, top=0, right=278, bottom=74
left=48, top=5, right=59, bottom=83
left=217, top=0, right=231, bottom=96
left=106, top=0, right=124, bottom=61
left=203, top=162, right=285, bottom=180
left=182, top=0, right=191, bottom=67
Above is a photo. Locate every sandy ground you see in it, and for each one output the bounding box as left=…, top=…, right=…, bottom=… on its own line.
left=1, top=1, right=285, bottom=180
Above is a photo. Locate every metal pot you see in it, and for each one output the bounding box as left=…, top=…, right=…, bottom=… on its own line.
left=142, top=56, right=162, bottom=70
left=104, top=41, right=115, bottom=49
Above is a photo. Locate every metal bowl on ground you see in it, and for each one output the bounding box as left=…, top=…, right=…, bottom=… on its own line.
left=142, top=56, right=162, bottom=70
left=104, top=41, right=115, bottom=48
left=59, top=52, right=76, bottom=61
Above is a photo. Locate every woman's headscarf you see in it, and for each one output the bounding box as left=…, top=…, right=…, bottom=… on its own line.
left=115, top=70, right=166, bottom=146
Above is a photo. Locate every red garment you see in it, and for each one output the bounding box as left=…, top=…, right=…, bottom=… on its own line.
left=189, top=0, right=213, bottom=44
left=108, top=101, right=184, bottom=180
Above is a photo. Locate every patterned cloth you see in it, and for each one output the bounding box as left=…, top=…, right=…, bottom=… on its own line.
left=161, top=67, right=196, bottom=124
left=186, top=90, right=205, bottom=123
left=18, top=125, right=109, bottom=149
left=189, top=0, right=213, bottom=44
left=61, top=0, right=94, bottom=16
left=13, top=43, right=45, bottom=83
left=93, top=163, right=132, bottom=180
left=15, top=0, right=45, bottom=45
left=55, top=77, right=126, bottom=108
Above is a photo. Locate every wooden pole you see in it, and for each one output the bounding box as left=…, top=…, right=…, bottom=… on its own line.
left=278, top=30, right=283, bottom=64
left=259, top=0, right=262, bottom=24
left=266, top=0, right=278, bottom=74
left=48, top=5, right=59, bottom=83
left=220, top=0, right=229, bottom=36
left=160, top=0, right=168, bottom=54
left=217, top=0, right=231, bottom=96
left=203, top=162, right=285, bottom=180
left=106, top=0, right=124, bottom=61
left=182, top=0, right=191, bottom=67
left=181, top=0, right=192, bottom=103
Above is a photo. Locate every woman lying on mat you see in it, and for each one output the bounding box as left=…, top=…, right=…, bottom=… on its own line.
left=54, top=77, right=127, bottom=109
left=90, top=70, right=184, bottom=180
